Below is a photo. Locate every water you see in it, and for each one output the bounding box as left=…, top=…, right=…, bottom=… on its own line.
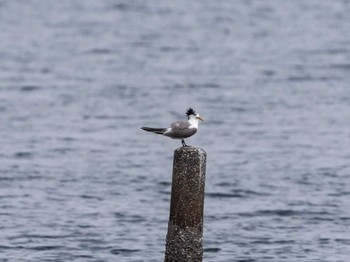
left=1, top=0, right=350, bottom=261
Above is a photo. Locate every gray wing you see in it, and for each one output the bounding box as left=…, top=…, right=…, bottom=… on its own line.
left=163, top=121, right=197, bottom=138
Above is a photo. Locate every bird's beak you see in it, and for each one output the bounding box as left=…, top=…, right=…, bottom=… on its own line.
left=196, top=115, right=205, bottom=122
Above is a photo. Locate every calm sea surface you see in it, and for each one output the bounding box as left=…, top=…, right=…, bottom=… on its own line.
left=1, top=1, right=350, bottom=261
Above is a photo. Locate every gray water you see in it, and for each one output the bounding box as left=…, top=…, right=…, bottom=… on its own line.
left=1, top=1, right=350, bottom=261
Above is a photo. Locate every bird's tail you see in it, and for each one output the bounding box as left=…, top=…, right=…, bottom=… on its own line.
left=141, top=127, right=167, bottom=135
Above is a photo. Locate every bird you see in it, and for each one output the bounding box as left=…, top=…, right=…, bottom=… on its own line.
left=141, top=108, right=204, bottom=147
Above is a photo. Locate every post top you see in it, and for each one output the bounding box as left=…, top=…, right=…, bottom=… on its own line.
left=174, top=146, right=206, bottom=155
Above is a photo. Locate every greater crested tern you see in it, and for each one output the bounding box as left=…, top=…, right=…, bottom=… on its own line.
left=141, top=108, right=204, bottom=147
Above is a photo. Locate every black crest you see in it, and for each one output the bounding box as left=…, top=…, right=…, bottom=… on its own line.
left=186, top=108, right=196, bottom=117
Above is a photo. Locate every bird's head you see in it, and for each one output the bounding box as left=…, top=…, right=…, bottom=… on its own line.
left=186, top=108, right=205, bottom=121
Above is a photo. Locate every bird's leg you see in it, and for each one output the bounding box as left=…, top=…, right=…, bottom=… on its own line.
left=181, top=139, right=188, bottom=147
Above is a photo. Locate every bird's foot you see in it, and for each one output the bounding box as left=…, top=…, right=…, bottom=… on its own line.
left=181, top=139, right=190, bottom=147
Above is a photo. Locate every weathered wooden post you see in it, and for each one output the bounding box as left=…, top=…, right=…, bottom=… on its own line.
left=164, top=146, right=207, bottom=262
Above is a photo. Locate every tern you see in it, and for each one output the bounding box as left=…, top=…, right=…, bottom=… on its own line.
left=141, top=108, right=204, bottom=147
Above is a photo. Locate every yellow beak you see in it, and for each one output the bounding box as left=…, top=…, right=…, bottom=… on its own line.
left=196, top=115, right=205, bottom=122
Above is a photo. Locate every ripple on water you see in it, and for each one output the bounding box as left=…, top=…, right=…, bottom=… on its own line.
left=110, top=248, right=140, bottom=255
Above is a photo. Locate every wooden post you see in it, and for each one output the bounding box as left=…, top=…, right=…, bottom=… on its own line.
left=165, top=146, right=207, bottom=262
